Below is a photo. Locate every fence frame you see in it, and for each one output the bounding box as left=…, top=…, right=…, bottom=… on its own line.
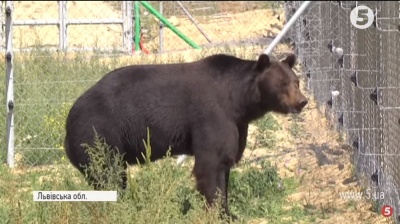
left=5, top=1, right=133, bottom=52
left=5, top=0, right=14, bottom=168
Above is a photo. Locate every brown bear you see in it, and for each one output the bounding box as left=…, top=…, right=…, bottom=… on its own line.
left=64, top=52, right=308, bottom=220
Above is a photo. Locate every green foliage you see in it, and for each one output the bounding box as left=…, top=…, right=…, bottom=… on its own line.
left=0, top=128, right=304, bottom=223
left=81, top=130, right=127, bottom=192
left=252, top=114, right=280, bottom=149
left=229, top=161, right=288, bottom=220
left=140, top=127, right=153, bottom=165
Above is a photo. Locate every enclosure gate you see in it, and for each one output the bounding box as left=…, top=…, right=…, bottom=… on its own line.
left=3, top=1, right=133, bottom=52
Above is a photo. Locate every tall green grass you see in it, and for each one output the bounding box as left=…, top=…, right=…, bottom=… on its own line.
left=0, top=127, right=301, bottom=224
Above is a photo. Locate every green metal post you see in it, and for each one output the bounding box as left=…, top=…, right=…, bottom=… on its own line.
left=134, top=1, right=141, bottom=52
left=139, top=1, right=201, bottom=50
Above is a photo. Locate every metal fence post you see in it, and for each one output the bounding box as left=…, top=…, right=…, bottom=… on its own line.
left=263, top=1, right=312, bottom=55
left=5, top=1, right=15, bottom=168
left=0, top=2, right=5, bottom=51
left=176, top=1, right=212, bottom=43
left=123, top=1, right=133, bottom=53
left=159, top=1, right=164, bottom=53
left=59, top=1, right=67, bottom=51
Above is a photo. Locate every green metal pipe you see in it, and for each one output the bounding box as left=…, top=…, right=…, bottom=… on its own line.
left=134, top=1, right=141, bottom=52
left=139, top=1, right=201, bottom=50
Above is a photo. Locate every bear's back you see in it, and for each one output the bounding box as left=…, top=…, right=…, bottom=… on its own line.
left=68, top=54, right=256, bottom=134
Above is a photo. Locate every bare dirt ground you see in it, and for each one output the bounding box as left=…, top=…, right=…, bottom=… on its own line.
left=142, top=8, right=284, bottom=52
left=8, top=1, right=395, bottom=223
left=243, top=96, right=394, bottom=224
left=239, top=66, right=394, bottom=223
left=13, top=1, right=124, bottom=49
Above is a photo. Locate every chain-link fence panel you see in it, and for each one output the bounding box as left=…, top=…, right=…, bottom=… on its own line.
left=378, top=0, right=400, bottom=218
left=12, top=1, right=132, bottom=52
left=138, top=1, right=284, bottom=53
left=10, top=1, right=133, bottom=167
left=286, top=1, right=400, bottom=222
left=65, top=1, right=132, bottom=52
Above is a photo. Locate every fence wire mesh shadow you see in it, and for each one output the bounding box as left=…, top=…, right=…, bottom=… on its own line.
left=2, top=1, right=400, bottom=223
left=285, top=1, right=400, bottom=222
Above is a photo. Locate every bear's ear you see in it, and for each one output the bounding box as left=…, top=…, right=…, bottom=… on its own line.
left=255, top=54, right=270, bottom=71
left=282, top=54, right=296, bottom=68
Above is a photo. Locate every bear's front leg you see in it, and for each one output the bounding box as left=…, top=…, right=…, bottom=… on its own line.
left=191, top=119, right=239, bottom=221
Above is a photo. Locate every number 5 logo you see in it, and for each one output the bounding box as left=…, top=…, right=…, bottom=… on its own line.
left=381, top=205, right=393, bottom=217
left=350, top=5, right=374, bottom=29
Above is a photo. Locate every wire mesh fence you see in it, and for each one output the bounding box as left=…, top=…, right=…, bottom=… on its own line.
left=4, top=1, right=135, bottom=167
left=137, top=1, right=284, bottom=53
left=2, top=1, right=400, bottom=222
left=9, top=1, right=132, bottom=52
left=286, top=1, right=400, bottom=222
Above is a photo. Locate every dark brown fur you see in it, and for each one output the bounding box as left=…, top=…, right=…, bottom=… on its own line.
left=64, top=53, right=307, bottom=219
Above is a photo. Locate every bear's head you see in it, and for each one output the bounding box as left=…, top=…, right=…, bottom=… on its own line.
left=254, top=53, right=308, bottom=114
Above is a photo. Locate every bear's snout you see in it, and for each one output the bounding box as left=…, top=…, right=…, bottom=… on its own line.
left=295, top=98, right=308, bottom=112
left=298, top=98, right=308, bottom=108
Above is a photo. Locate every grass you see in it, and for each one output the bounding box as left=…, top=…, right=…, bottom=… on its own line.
left=0, top=124, right=311, bottom=224
left=251, top=113, right=280, bottom=149
left=289, top=114, right=303, bottom=137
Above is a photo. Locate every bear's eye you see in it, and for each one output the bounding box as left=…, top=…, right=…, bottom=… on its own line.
left=281, top=81, right=289, bottom=87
